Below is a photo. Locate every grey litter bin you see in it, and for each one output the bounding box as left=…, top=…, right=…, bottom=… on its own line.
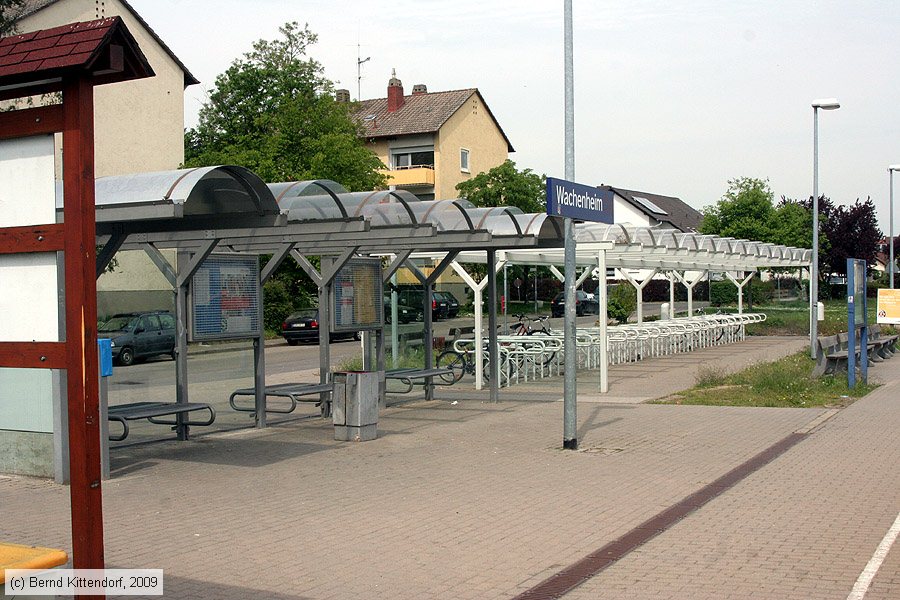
left=332, top=371, right=379, bottom=441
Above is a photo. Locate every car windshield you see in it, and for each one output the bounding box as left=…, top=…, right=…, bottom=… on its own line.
left=99, top=316, right=137, bottom=332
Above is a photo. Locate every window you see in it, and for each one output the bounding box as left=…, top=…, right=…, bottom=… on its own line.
left=460, top=148, right=470, bottom=173
left=139, top=316, right=160, bottom=332
left=391, top=150, right=434, bottom=169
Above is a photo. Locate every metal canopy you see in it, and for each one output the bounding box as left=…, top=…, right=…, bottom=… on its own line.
left=72, top=166, right=284, bottom=233
left=414, top=223, right=812, bottom=272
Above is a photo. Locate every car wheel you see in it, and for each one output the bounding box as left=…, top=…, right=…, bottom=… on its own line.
left=169, top=349, right=177, bottom=360
left=353, top=331, right=362, bottom=341
left=286, top=339, right=299, bottom=346
left=117, top=347, right=134, bottom=367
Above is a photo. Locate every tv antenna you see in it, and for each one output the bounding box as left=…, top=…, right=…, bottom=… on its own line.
left=357, top=43, right=370, bottom=101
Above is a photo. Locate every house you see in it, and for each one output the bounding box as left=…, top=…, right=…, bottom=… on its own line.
left=598, top=185, right=703, bottom=233
left=349, top=71, right=514, bottom=200
left=14, top=0, right=198, bottom=176
left=14, top=0, right=199, bottom=316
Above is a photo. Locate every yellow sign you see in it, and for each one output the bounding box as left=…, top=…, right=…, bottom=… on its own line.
left=876, top=289, right=900, bottom=324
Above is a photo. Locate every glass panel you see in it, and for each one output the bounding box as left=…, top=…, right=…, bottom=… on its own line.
left=0, top=368, right=54, bottom=433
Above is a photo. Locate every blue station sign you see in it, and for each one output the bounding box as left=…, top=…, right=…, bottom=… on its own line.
left=546, top=177, right=614, bottom=223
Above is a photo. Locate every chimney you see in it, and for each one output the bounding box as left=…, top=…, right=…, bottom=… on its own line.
left=412, top=84, right=427, bottom=95
left=387, top=68, right=405, bottom=112
left=335, top=88, right=350, bottom=103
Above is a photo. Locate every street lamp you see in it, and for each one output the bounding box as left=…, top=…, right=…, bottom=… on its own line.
left=811, top=98, right=840, bottom=359
left=890, top=165, right=900, bottom=289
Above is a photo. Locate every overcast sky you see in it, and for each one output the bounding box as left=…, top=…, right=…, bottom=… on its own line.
left=129, top=0, right=900, bottom=232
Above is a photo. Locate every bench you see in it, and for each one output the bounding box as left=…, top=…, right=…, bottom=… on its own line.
left=813, top=335, right=855, bottom=377
left=107, top=402, right=216, bottom=441
left=229, top=382, right=334, bottom=418
left=385, top=367, right=457, bottom=393
left=1, top=542, right=68, bottom=595
left=869, top=324, right=898, bottom=360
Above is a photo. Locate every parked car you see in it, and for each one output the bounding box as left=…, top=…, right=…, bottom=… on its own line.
left=98, top=311, right=176, bottom=366
left=281, top=309, right=361, bottom=345
left=383, top=296, right=422, bottom=324
left=395, top=287, right=450, bottom=320
left=434, top=290, right=461, bottom=318
left=550, top=290, right=600, bottom=317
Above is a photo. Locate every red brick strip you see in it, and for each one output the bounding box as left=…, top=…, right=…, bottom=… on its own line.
left=514, top=432, right=807, bottom=600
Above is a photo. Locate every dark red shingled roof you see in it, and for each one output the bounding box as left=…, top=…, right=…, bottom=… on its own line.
left=0, top=16, right=153, bottom=87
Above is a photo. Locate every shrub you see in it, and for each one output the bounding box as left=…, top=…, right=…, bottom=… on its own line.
left=263, top=279, right=295, bottom=334
left=608, top=284, right=636, bottom=324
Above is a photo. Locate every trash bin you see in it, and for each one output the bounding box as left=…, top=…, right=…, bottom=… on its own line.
left=332, top=371, right=379, bottom=441
left=660, top=302, right=670, bottom=320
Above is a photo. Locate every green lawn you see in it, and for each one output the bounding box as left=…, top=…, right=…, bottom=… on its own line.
left=699, top=299, right=894, bottom=337
left=653, top=350, right=877, bottom=408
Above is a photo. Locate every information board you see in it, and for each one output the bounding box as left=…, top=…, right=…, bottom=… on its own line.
left=876, top=289, right=900, bottom=325
left=852, top=260, right=866, bottom=326
left=190, top=254, right=260, bottom=340
left=332, top=257, right=383, bottom=332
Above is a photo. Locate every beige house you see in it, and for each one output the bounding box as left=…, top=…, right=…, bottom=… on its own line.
left=15, top=0, right=198, bottom=177
left=350, top=72, right=513, bottom=200
left=15, top=0, right=198, bottom=316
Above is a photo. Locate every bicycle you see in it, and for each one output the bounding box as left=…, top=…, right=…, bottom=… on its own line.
left=509, top=314, right=558, bottom=366
left=435, top=342, right=513, bottom=387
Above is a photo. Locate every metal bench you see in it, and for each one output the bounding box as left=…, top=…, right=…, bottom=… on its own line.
left=385, top=367, right=456, bottom=393
left=229, top=382, right=334, bottom=418
left=107, top=402, right=216, bottom=441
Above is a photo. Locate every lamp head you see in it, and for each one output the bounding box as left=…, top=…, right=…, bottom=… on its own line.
left=812, top=98, right=840, bottom=110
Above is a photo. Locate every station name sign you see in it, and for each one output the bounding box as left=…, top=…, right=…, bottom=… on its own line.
left=546, top=177, right=614, bottom=223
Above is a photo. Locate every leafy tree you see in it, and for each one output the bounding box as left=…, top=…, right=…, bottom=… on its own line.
left=700, top=177, right=775, bottom=241
left=0, top=0, right=23, bottom=37
left=184, top=22, right=386, bottom=191
left=455, top=159, right=545, bottom=213
left=607, top=284, right=636, bottom=324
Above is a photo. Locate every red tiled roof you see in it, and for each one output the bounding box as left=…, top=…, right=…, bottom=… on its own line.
left=0, top=16, right=153, bottom=87
left=353, top=88, right=514, bottom=152
left=15, top=0, right=198, bottom=86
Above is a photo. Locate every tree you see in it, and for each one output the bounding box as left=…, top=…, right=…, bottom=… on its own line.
left=184, top=22, right=386, bottom=191
left=700, top=177, right=775, bottom=241
left=1, top=1, right=23, bottom=37
left=455, top=159, right=545, bottom=213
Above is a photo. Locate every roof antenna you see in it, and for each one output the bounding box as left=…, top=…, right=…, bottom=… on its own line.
left=357, top=41, right=370, bottom=101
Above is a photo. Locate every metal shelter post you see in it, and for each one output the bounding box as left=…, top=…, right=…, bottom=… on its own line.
left=620, top=269, right=659, bottom=324
left=673, top=270, right=708, bottom=316
left=487, top=250, right=500, bottom=402
left=669, top=272, right=676, bottom=317
left=725, top=271, right=755, bottom=314
left=598, top=248, right=609, bottom=393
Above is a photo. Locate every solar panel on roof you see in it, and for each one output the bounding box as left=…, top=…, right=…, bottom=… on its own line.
left=632, top=195, right=668, bottom=215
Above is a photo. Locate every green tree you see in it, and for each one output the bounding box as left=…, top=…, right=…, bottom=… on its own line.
left=0, top=0, right=24, bottom=36
left=455, top=159, right=545, bottom=213
left=184, top=22, right=386, bottom=191
left=700, top=177, right=775, bottom=241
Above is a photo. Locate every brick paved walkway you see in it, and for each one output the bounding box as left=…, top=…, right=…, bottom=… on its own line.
left=1, top=335, right=897, bottom=599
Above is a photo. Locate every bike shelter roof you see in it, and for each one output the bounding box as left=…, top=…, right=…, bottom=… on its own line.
left=412, top=222, right=812, bottom=273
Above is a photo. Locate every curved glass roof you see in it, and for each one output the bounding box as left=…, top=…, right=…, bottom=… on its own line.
left=82, top=166, right=280, bottom=226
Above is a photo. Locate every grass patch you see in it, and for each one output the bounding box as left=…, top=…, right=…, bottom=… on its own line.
left=335, top=348, right=426, bottom=372
left=654, top=350, right=877, bottom=408
left=700, top=300, right=898, bottom=337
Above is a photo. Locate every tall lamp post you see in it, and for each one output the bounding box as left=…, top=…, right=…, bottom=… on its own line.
left=810, top=98, right=840, bottom=359
left=890, top=165, right=900, bottom=289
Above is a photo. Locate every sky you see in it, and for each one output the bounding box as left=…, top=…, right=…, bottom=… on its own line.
left=129, top=0, right=900, bottom=233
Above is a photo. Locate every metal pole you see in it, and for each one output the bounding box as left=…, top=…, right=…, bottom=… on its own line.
left=811, top=106, right=819, bottom=359
left=598, top=249, right=609, bottom=393
left=891, top=169, right=895, bottom=289
left=563, top=0, right=577, bottom=450
left=503, top=262, right=508, bottom=333
left=487, top=250, right=499, bottom=402
left=391, top=271, right=399, bottom=368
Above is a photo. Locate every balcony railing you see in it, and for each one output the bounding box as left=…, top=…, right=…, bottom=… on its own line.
left=383, top=165, right=435, bottom=187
